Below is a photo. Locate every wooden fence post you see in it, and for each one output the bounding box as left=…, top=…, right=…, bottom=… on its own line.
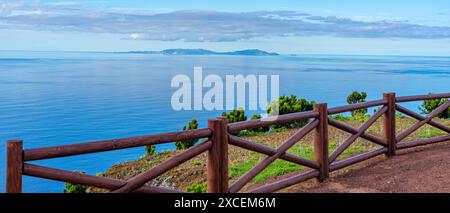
left=207, top=117, right=229, bottom=193
left=6, top=140, right=23, bottom=193
left=384, top=93, right=396, bottom=157
left=314, top=103, right=329, bottom=181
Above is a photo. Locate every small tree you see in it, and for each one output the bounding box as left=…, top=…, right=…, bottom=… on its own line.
left=222, top=108, right=248, bottom=135
left=221, top=108, right=247, bottom=123
left=144, top=144, right=156, bottom=156
left=267, top=95, right=315, bottom=129
left=347, top=91, right=368, bottom=116
left=419, top=96, right=449, bottom=119
left=175, top=119, right=199, bottom=150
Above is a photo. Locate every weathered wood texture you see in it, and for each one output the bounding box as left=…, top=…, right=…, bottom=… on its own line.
left=314, top=103, right=329, bottom=181
left=24, top=128, right=212, bottom=161
left=6, top=92, right=450, bottom=193
left=384, top=93, right=396, bottom=157
left=6, top=140, right=23, bottom=193
left=207, top=117, right=229, bottom=193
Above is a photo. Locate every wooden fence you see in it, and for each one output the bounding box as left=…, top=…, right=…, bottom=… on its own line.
left=6, top=92, right=450, bottom=193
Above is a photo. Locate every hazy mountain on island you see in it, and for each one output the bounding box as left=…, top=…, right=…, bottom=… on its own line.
left=124, top=49, right=279, bottom=56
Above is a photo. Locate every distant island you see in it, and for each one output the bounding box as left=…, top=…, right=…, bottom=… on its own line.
left=121, top=49, right=279, bottom=56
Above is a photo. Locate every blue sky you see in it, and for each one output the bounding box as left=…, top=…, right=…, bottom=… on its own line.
left=1, top=0, right=450, bottom=55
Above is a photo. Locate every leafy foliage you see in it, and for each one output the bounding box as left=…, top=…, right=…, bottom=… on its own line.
left=267, top=95, right=316, bottom=129
left=221, top=108, right=247, bottom=123
left=145, top=144, right=156, bottom=156
left=249, top=114, right=270, bottom=133
left=330, top=113, right=370, bottom=122
left=346, top=91, right=368, bottom=116
left=63, top=171, right=88, bottom=193
left=185, top=182, right=207, bottom=193
left=222, top=108, right=248, bottom=135
left=419, top=96, right=449, bottom=119
left=192, top=159, right=203, bottom=166
left=175, top=119, right=199, bottom=150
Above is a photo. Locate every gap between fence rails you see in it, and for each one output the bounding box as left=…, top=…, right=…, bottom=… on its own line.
left=5, top=92, right=450, bottom=193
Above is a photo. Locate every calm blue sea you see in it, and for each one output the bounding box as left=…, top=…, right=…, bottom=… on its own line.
left=0, top=51, right=449, bottom=192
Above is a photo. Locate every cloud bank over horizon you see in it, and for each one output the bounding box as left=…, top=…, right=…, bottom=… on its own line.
left=1, top=2, right=450, bottom=43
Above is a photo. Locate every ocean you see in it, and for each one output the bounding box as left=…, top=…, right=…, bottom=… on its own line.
left=0, top=51, right=449, bottom=192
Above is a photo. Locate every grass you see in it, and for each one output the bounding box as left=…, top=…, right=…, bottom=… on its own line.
left=229, top=140, right=372, bottom=184
left=418, top=127, right=447, bottom=138
left=92, top=116, right=449, bottom=193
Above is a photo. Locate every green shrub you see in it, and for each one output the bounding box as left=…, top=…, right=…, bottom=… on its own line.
left=267, top=95, right=315, bottom=129
left=346, top=91, right=368, bottom=116
left=330, top=114, right=350, bottom=121
left=175, top=119, right=199, bottom=150
left=186, top=182, right=207, bottom=193
left=221, top=108, right=247, bottom=123
left=222, top=108, right=247, bottom=135
left=330, top=113, right=369, bottom=122
left=63, top=171, right=88, bottom=193
left=419, top=128, right=446, bottom=138
left=144, top=144, right=156, bottom=156
left=419, top=96, right=449, bottom=119
left=192, top=160, right=203, bottom=166
left=249, top=114, right=270, bottom=133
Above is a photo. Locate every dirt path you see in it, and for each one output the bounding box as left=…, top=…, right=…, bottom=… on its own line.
left=279, top=142, right=450, bottom=193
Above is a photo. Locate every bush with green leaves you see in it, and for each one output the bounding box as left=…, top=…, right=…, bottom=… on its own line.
left=249, top=114, right=270, bottom=133
left=144, top=144, right=156, bottom=156
left=192, top=160, right=203, bottom=166
left=175, top=119, right=199, bottom=150
left=267, top=95, right=316, bottom=129
left=63, top=171, right=88, bottom=193
left=419, top=96, right=449, bottom=119
left=221, top=108, right=248, bottom=135
left=185, top=182, right=207, bottom=193
left=346, top=91, right=368, bottom=116
left=221, top=108, right=247, bottom=123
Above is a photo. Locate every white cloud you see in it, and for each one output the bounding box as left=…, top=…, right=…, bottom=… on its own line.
left=0, top=2, right=450, bottom=42
left=129, top=33, right=141, bottom=40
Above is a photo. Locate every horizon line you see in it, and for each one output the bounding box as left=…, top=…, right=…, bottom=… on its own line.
left=1, top=49, right=450, bottom=58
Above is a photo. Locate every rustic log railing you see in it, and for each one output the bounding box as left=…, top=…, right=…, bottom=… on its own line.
left=6, top=92, right=450, bottom=193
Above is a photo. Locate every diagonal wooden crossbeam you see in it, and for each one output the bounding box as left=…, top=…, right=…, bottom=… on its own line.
left=23, top=164, right=184, bottom=193
left=328, top=118, right=387, bottom=147
left=328, top=106, right=387, bottom=163
left=228, top=135, right=320, bottom=169
left=228, top=120, right=319, bottom=193
left=396, top=100, right=450, bottom=142
left=111, top=141, right=212, bottom=193
left=396, top=104, right=450, bottom=134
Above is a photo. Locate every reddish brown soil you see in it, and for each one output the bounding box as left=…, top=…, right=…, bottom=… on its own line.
left=276, top=142, right=450, bottom=193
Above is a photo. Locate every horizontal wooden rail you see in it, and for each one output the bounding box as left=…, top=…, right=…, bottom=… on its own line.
left=24, top=128, right=212, bottom=161
left=396, top=101, right=450, bottom=142
left=228, top=111, right=319, bottom=132
left=330, top=148, right=388, bottom=171
left=247, top=170, right=320, bottom=193
left=23, top=164, right=183, bottom=193
left=112, top=141, right=212, bottom=193
left=396, top=93, right=450, bottom=103
left=328, top=118, right=387, bottom=146
left=329, top=106, right=387, bottom=162
left=7, top=92, right=450, bottom=193
left=396, top=135, right=450, bottom=150
left=229, top=120, right=319, bottom=193
left=395, top=104, right=450, bottom=133
left=228, top=135, right=320, bottom=169
left=327, top=99, right=387, bottom=115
